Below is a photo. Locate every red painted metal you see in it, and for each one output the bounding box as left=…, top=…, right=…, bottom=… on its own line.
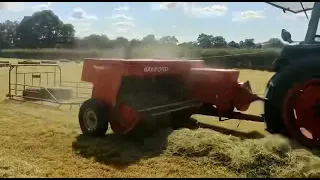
left=81, top=58, right=263, bottom=134
left=187, top=68, right=240, bottom=115
left=282, top=79, right=320, bottom=147
left=110, top=103, right=141, bottom=134
left=233, top=82, right=265, bottom=111
left=187, top=68, right=263, bottom=115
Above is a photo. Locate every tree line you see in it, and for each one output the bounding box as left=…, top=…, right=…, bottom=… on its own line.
left=0, top=10, right=285, bottom=50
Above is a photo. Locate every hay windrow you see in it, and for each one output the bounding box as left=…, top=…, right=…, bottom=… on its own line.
left=160, top=128, right=320, bottom=178
left=71, top=127, right=320, bottom=178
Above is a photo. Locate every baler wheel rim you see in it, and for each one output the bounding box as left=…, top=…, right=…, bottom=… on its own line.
left=282, top=79, right=320, bottom=147
left=83, top=108, right=98, bottom=131
left=78, top=98, right=109, bottom=136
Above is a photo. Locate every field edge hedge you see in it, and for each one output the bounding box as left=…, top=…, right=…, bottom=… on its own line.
left=0, top=47, right=281, bottom=71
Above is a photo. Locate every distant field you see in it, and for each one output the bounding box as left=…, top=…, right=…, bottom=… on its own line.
left=0, top=58, right=319, bottom=178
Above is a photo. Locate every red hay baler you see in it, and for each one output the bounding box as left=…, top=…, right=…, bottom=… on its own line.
left=79, top=58, right=264, bottom=137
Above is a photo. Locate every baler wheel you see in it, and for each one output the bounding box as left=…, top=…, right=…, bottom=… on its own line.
left=170, top=108, right=199, bottom=130
left=78, top=98, right=109, bottom=136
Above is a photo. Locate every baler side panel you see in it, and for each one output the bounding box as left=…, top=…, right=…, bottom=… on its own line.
left=91, top=68, right=123, bottom=107
left=82, top=59, right=123, bottom=107
left=188, top=68, right=241, bottom=115
left=81, top=60, right=94, bottom=83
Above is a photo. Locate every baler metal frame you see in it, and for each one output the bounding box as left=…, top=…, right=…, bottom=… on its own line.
left=7, top=64, right=92, bottom=108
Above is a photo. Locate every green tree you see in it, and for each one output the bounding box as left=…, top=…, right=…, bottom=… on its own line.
left=114, top=36, right=129, bottom=47
left=267, top=38, right=284, bottom=48
left=32, top=10, right=63, bottom=48
left=81, top=34, right=111, bottom=49
left=244, top=39, right=256, bottom=48
left=228, top=41, right=240, bottom=48
left=197, top=33, right=214, bottom=48
left=0, top=20, right=19, bottom=48
left=58, top=24, right=75, bottom=43
left=130, top=39, right=141, bottom=47
left=178, top=41, right=198, bottom=48
left=239, top=40, right=245, bottom=48
left=141, top=34, right=156, bottom=44
left=16, top=16, right=39, bottom=48
left=256, top=43, right=262, bottom=49
left=159, top=35, right=179, bottom=45
left=16, top=10, right=74, bottom=48
left=212, top=36, right=227, bottom=48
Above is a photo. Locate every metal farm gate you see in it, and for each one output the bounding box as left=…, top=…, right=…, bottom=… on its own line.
left=6, top=64, right=92, bottom=109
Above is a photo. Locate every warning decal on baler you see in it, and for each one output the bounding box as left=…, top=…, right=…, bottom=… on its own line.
left=93, top=65, right=110, bottom=70
left=144, top=66, right=169, bottom=72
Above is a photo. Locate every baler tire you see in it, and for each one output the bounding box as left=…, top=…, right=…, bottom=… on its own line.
left=264, top=58, right=320, bottom=147
left=78, top=98, right=109, bottom=137
left=170, top=108, right=199, bottom=130
left=170, top=111, right=188, bottom=130
left=264, top=73, right=286, bottom=134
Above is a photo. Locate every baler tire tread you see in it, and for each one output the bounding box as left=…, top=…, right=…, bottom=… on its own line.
left=78, top=98, right=109, bottom=137
left=170, top=109, right=199, bottom=130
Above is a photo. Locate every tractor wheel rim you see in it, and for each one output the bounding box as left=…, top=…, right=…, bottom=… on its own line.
left=283, top=79, right=320, bottom=143
left=83, top=109, right=98, bottom=131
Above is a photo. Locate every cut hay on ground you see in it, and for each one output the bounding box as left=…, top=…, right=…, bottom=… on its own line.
left=1, top=102, right=320, bottom=178
left=72, top=127, right=320, bottom=178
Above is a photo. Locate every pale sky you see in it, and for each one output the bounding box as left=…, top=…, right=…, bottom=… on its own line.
left=0, top=2, right=315, bottom=43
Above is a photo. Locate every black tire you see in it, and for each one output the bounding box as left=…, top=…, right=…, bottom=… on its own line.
left=170, top=111, right=189, bottom=130
left=78, top=98, right=109, bottom=136
left=264, top=73, right=286, bottom=133
left=264, top=58, right=320, bottom=146
left=170, top=108, right=199, bottom=130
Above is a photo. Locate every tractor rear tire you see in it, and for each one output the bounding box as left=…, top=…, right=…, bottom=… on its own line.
left=264, top=58, right=320, bottom=147
left=264, top=73, right=286, bottom=134
left=78, top=98, right=109, bottom=137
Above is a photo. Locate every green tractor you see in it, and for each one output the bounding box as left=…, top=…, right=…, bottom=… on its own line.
left=265, top=2, right=320, bottom=147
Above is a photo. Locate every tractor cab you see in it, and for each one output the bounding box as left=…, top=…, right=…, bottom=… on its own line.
left=267, top=2, right=320, bottom=72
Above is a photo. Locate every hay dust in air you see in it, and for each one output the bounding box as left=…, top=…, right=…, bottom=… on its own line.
left=0, top=58, right=320, bottom=178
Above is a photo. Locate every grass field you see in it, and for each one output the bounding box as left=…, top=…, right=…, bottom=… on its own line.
left=0, top=58, right=320, bottom=178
